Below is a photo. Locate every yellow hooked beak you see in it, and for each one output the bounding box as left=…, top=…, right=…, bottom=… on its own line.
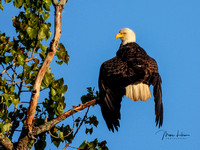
left=115, top=33, right=124, bottom=39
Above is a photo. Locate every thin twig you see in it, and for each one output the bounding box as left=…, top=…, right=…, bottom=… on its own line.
left=49, top=115, right=75, bottom=139
left=7, top=79, right=26, bottom=85
left=2, top=65, right=13, bottom=81
left=63, top=143, right=79, bottom=150
left=73, top=107, right=90, bottom=139
left=22, top=84, right=32, bottom=87
left=0, top=57, right=36, bottom=75
left=12, top=65, right=17, bottom=81
left=21, top=90, right=31, bottom=92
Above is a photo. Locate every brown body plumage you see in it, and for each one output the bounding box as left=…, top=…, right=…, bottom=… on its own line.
left=98, top=40, right=163, bottom=132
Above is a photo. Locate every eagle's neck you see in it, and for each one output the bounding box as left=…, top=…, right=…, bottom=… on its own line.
left=121, top=36, right=136, bottom=45
left=117, top=42, right=137, bottom=58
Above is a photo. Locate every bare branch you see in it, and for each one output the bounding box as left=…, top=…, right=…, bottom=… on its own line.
left=22, top=84, right=32, bottom=87
left=32, top=99, right=97, bottom=136
left=7, top=79, right=26, bottom=85
left=0, top=57, right=36, bottom=75
left=73, top=107, right=90, bottom=138
left=63, top=144, right=78, bottom=150
left=0, top=133, right=14, bottom=150
left=4, top=68, right=13, bottom=81
left=62, top=107, right=90, bottom=150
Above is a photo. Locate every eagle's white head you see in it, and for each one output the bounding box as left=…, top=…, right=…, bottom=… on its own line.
left=115, top=28, right=136, bottom=45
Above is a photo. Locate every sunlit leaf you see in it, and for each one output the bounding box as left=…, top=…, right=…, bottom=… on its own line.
left=17, top=54, right=24, bottom=66
left=51, top=88, right=56, bottom=96
left=12, top=98, right=19, bottom=106
left=42, top=12, right=50, bottom=20
left=2, top=122, right=12, bottom=133
left=5, top=0, right=12, bottom=4
left=14, top=0, right=24, bottom=8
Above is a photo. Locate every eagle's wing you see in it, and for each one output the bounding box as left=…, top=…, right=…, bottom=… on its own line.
left=125, top=44, right=163, bottom=127
left=147, top=57, right=163, bottom=127
left=98, top=57, right=128, bottom=132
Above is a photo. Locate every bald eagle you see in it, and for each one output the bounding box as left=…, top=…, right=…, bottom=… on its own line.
left=98, top=28, right=163, bottom=132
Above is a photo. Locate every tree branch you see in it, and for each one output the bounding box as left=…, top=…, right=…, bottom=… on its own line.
left=7, top=79, right=26, bottom=85
left=16, top=3, right=66, bottom=149
left=73, top=107, right=90, bottom=138
left=32, top=99, right=97, bottom=136
left=0, top=57, right=36, bottom=75
left=0, top=133, right=14, bottom=150
left=48, top=115, right=75, bottom=139
left=25, top=4, right=64, bottom=133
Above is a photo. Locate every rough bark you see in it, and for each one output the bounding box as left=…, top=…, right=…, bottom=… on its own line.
left=25, top=4, right=64, bottom=133
left=16, top=3, right=65, bottom=150
left=0, top=133, right=14, bottom=150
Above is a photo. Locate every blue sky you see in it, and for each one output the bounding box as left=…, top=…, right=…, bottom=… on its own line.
left=1, top=0, right=200, bottom=149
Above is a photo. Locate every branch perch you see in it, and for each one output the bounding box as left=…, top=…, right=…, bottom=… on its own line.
left=32, top=99, right=97, bottom=136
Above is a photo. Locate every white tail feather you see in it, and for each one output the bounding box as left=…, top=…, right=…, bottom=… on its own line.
left=126, top=83, right=152, bottom=101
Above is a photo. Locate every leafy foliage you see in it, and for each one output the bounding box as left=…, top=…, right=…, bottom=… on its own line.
left=79, top=139, right=108, bottom=150
left=81, top=87, right=99, bottom=104
left=0, top=0, right=108, bottom=149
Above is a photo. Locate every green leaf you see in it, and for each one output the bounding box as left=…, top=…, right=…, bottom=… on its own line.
left=86, top=127, right=93, bottom=135
left=56, top=43, right=69, bottom=65
left=0, top=7, right=3, bottom=11
left=56, top=60, right=63, bottom=65
left=58, top=131, right=63, bottom=138
left=58, top=131, right=64, bottom=141
left=79, top=141, right=88, bottom=149
left=62, top=85, right=68, bottom=95
left=5, top=56, right=13, bottom=63
left=40, top=44, right=47, bottom=51
left=17, top=54, right=24, bottom=66
left=5, top=0, right=12, bottom=3
left=38, top=24, right=51, bottom=41
left=43, top=0, right=51, bottom=11
left=12, top=98, right=19, bottom=106
left=10, top=86, right=15, bottom=92
left=2, top=122, right=12, bottom=133
left=51, top=88, right=56, bottom=96
left=27, top=27, right=37, bottom=40
left=0, top=3, right=3, bottom=11
left=81, top=87, right=98, bottom=104
left=42, top=12, right=50, bottom=20
left=58, top=101, right=65, bottom=114
left=39, top=51, right=46, bottom=61
left=14, top=0, right=24, bottom=8
left=98, top=141, right=108, bottom=150
left=43, top=73, right=50, bottom=87
left=56, top=51, right=62, bottom=59
left=53, top=140, right=60, bottom=148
